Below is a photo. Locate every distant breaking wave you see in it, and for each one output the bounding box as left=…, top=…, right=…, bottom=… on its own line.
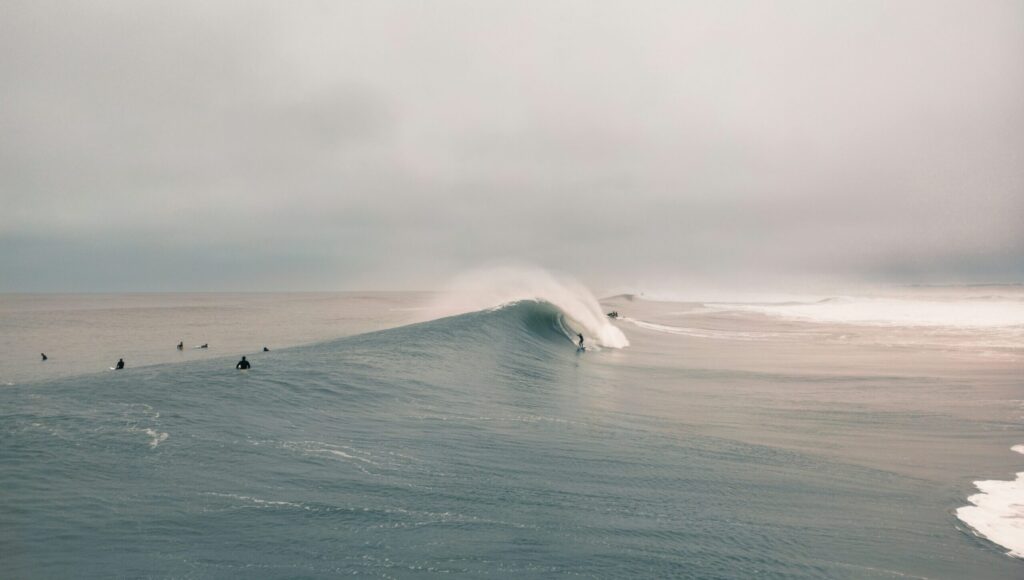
left=425, top=267, right=628, bottom=348
left=703, top=297, right=1024, bottom=329
left=956, top=445, right=1024, bottom=559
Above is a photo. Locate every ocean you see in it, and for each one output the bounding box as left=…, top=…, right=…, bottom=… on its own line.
left=1, top=281, right=1022, bottom=578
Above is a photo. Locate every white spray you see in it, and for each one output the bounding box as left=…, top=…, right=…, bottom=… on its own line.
left=426, top=266, right=629, bottom=348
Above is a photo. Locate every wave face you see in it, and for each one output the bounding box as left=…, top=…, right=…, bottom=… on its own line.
left=363, top=299, right=587, bottom=360
left=957, top=446, right=1024, bottom=558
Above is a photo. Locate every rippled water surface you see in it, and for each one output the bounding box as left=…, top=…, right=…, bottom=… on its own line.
left=1, top=290, right=1022, bottom=578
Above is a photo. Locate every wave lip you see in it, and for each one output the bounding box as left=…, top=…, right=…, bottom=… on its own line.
left=956, top=445, right=1024, bottom=559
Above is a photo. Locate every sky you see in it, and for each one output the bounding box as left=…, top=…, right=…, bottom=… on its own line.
left=1, top=0, right=1022, bottom=292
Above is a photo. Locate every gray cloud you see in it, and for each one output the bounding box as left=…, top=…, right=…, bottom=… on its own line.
left=1, top=0, right=1021, bottom=291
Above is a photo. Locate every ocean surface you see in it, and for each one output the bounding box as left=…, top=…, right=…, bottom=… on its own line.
left=1, top=282, right=1022, bottom=578
left=0, top=292, right=429, bottom=385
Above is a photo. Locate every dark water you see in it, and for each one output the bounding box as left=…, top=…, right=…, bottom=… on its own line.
left=2, top=301, right=1022, bottom=578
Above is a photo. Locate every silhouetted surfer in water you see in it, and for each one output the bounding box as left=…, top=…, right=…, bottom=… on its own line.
left=577, top=333, right=585, bottom=350
left=177, top=341, right=183, bottom=350
left=41, top=353, right=47, bottom=361
left=236, top=356, right=250, bottom=370
left=115, top=358, right=125, bottom=370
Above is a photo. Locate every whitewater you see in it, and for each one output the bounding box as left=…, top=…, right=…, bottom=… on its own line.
left=956, top=445, right=1024, bottom=559
left=0, top=278, right=1021, bottom=578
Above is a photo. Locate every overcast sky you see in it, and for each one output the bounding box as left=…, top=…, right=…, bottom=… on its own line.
left=1, top=0, right=1022, bottom=292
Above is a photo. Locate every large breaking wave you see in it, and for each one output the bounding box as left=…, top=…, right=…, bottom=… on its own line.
left=423, top=267, right=628, bottom=348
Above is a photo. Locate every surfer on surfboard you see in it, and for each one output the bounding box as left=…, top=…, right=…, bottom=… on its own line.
left=114, top=358, right=125, bottom=370
left=577, top=333, right=585, bottom=351
left=236, top=356, right=251, bottom=370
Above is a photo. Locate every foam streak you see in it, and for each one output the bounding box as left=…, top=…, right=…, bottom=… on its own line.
left=956, top=445, right=1024, bottom=558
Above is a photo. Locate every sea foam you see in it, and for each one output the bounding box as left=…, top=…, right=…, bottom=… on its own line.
left=956, top=445, right=1024, bottom=558
left=427, top=266, right=629, bottom=348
